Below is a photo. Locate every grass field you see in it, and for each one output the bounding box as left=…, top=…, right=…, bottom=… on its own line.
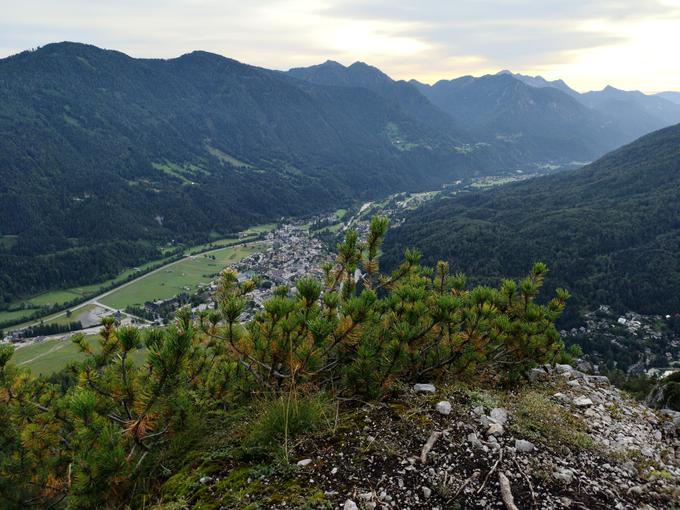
left=2, top=223, right=274, bottom=329
left=11, top=335, right=148, bottom=376
left=100, top=243, right=265, bottom=309
left=0, top=308, right=38, bottom=324
left=243, top=223, right=276, bottom=235
left=0, top=235, right=18, bottom=249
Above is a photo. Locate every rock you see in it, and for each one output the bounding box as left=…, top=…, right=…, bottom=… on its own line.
left=567, top=379, right=580, bottom=387
left=490, top=407, right=508, bottom=425
left=436, top=400, right=452, bottom=415
left=574, top=396, right=594, bottom=407
left=554, top=468, right=575, bottom=484
left=199, top=476, right=212, bottom=484
left=467, top=432, right=483, bottom=448
left=422, top=486, right=432, bottom=498
left=528, top=368, right=548, bottom=381
left=297, top=458, right=312, bottom=467
left=560, top=497, right=573, bottom=507
left=515, top=439, right=535, bottom=452
left=640, top=447, right=654, bottom=458
left=413, top=383, right=436, bottom=393
left=586, top=375, right=610, bottom=385
left=343, top=500, right=359, bottom=510
left=556, top=364, right=573, bottom=374
left=487, top=422, right=504, bottom=436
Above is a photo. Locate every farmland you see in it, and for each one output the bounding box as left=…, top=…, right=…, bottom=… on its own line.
left=11, top=335, right=147, bottom=376
left=99, top=243, right=265, bottom=309
left=0, top=223, right=276, bottom=327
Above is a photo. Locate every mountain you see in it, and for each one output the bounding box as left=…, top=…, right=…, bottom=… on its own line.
left=500, top=71, right=680, bottom=141
left=383, top=122, right=680, bottom=318
left=497, top=69, right=580, bottom=97
left=580, top=85, right=680, bottom=139
left=656, top=91, right=680, bottom=105
left=411, top=73, right=629, bottom=164
left=287, top=60, right=467, bottom=139
left=0, top=42, right=499, bottom=304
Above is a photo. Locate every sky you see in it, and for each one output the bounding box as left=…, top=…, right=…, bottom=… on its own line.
left=1, top=0, right=679, bottom=93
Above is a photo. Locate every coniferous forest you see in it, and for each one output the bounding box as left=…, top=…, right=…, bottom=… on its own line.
left=383, top=122, right=680, bottom=320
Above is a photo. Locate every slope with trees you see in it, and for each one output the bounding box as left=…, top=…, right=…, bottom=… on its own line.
left=0, top=42, right=498, bottom=304
left=383, top=123, right=680, bottom=320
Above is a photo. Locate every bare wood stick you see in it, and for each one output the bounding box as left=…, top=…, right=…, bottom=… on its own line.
left=513, top=458, right=536, bottom=507
left=499, top=472, right=519, bottom=510
left=450, top=470, right=480, bottom=500
left=420, top=429, right=449, bottom=464
left=477, top=448, right=503, bottom=494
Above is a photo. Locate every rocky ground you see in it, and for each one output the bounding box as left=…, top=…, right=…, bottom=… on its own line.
left=158, top=365, right=680, bottom=509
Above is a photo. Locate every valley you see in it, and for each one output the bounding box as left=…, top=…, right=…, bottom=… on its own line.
left=1, top=33, right=680, bottom=510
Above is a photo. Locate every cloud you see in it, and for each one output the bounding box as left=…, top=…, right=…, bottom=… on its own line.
left=1, top=0, right=679, bottom=91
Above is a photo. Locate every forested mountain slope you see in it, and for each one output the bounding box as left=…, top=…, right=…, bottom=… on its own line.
left=0, top=42, right=496, bottom=304
left=504, top=71, right=680, bottom=140
left=412, top=73, right=630, bottom=163
left=287, top=60, right=465, bottom=137
left=383, top=123, right=680, bottom=317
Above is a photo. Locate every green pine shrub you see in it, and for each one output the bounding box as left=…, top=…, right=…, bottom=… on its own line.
left=0, top=216, right=568, bottom=508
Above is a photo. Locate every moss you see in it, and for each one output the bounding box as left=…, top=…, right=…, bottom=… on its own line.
left=510, top=389, right=596, bottom=452
left=649, top=469, right=673, bottom=481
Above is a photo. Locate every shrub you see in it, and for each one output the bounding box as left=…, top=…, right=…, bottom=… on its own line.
left=0, top=217, right=568, bottom=507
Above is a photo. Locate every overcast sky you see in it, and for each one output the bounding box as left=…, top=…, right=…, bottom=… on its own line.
left=1, top=0, right=679, bottom=92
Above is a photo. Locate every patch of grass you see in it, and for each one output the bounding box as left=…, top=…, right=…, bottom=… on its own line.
left=246, top=393, right=333, bottom=456
left=510, top=390, right=596, bottom=452
left=205, top=145, right=253, bottom=169
left=100, top=244, right=263, bottom=309
left=243, top=223, right=277, bottom=235
left=0, top=308, right=36, bottom=324
left=11, top=335, right=147, bottom=375
left=0, top=235, right=18, bottom=249
left=152, top=161, right=207, bottom=184
left=25, top=290, right=82, bottom=307
left=465, top=388, right=503, bottom=410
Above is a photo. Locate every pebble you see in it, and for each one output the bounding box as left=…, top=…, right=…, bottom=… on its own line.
left=436, top=400, right=452, bottom=415
left=297, top=458, right=312, bottom=467
left=487, top=422, right=504, bottom=436
left=343, top=500, right=358, bottom=510
left=490, top=407, right=508, bottom=425
left=515, top=439, right=535, bottom=452
left=413, top=383, right=436, bottom=393
left=574, top=396, right=594, bottom=407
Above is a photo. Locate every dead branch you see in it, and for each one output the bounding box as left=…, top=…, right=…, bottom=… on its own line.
left=450, top=470, right=480, bottom=501
left=477, top=448, right=503, bottom=494
left=513, top=458, right=536, bottom=507
left=499, top=471, right=519, bottom=510
left=420, top=429, right=448, bottom=464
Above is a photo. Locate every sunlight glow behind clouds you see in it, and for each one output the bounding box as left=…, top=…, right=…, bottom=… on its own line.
left=0, top=0, right=678, bottom=92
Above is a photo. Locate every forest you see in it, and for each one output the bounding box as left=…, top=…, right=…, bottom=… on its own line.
left=383, top=123, right=680, bottom=320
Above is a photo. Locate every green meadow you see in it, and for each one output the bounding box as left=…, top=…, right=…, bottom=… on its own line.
left=11, top=335, right=148, bottom=376
left=99, top=243, right=265, bottom=309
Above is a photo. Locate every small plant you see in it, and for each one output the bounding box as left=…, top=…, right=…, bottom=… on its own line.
left=246, top=393, right=333, bottom=457
left=511, top=390, right=595, bottom=452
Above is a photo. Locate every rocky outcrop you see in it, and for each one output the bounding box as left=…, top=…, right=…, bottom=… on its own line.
left=284, top=365, right=680, bottom=509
